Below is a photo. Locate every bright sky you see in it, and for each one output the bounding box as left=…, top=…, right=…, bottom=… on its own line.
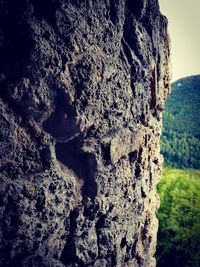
left=159, top=0, right=200, bottom=82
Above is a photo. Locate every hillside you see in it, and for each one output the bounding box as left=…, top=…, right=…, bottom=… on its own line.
left=161, top=75, right=200, bottom=168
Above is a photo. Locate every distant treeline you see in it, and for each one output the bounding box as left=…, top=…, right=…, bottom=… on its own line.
left=161, top=75, right=200, bottom=169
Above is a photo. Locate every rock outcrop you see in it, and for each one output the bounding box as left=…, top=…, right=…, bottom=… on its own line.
left=0, top=0, right=170, bottom=266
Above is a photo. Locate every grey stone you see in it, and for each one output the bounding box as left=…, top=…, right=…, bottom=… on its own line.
left=0, top=0, right=170, bottom=266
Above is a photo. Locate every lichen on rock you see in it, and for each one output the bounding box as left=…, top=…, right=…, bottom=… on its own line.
left=0, top=0, right=170, bottom=266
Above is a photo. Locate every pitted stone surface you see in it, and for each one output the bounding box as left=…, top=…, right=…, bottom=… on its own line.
left=0, top=0, right=170, bottom=266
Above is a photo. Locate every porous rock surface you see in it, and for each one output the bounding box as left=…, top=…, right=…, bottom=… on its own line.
left=0, top=0, right=170, bottom=266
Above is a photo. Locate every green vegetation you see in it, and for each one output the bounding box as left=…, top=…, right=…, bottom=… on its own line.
left=157, top=75, right=200, bottom=266
left=156, top=168, right=200, bottom=267
left=161, top=75, right=200, bottom=169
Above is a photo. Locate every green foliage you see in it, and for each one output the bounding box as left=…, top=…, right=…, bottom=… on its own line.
left=156, top=168, right=200, bottom=267
left=161, top=75, right=200, bottom=169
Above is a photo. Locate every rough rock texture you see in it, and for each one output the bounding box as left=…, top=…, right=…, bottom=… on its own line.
left=0, top=0, right=170, bottom=266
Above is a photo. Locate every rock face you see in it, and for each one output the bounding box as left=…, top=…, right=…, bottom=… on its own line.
left=0, top=0, right=170, bottom=266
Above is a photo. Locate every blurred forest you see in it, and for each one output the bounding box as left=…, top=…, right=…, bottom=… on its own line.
left=161, top=75, right=200, bottom=168
left=157, top=75, right=200, bottom=267
left=157, top=168, right=200, bottom=267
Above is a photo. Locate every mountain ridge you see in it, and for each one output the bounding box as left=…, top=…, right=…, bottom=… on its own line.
left=161, top=74, right=200, bottom=169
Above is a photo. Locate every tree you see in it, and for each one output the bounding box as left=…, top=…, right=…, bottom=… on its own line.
left=157, top=168, right=200, bottom=267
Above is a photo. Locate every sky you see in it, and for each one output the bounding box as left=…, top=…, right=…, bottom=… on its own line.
left=159, top=0, right=200, bottom=82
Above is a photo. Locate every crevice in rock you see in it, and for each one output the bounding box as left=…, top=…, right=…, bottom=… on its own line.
left=95, top=223, right=101, bottom=259
left=124, top=244, right=132, bottom=263
left=120, top=235, right=127, bottom=249
left=35, top=189, right=46, bottom=212
left=126, top=0, right=145, bottom=18
left=60, top=209, right=78, bottom=265
left=110, top=0, right=118, bottom=25
left=121, top=38, right=133, bottom=66
left=150, top=66, right=157, bottom=110
left=128, top=150, right=137, bottom=164
left=135, top=163, right=141, bottom=178
left=55, top=137, right=97, bottom=200
left=111, top=251, right=117, bottom=267
left=43, top=88, right=77, bottom=141
left=96, top=214, right=107, bottom=230
left=101, top=143, right=111, bottom=165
